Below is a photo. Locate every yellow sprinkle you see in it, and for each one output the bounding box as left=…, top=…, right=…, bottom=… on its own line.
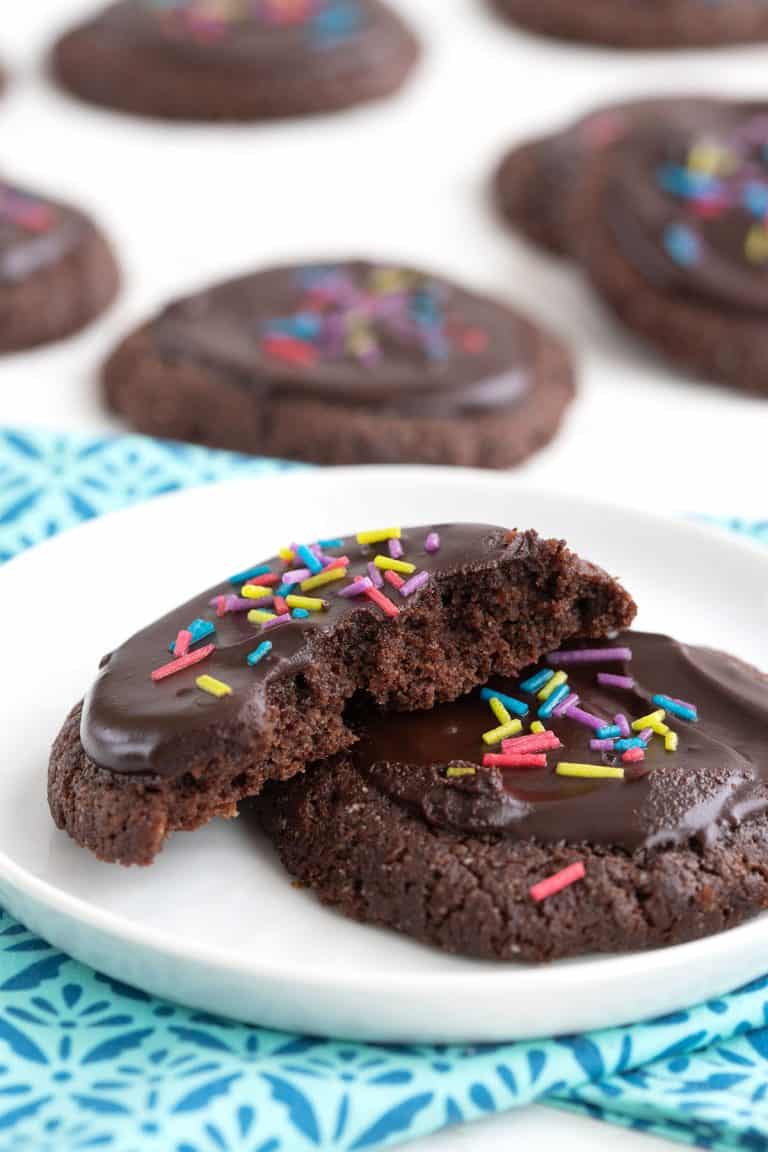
left=556, top=763, right=625, bottom=780
left=278, top=547, right=295, bottom=562
left=665, top=731, right=679, bottom=753
left=241, top=584, right=273, bottom=600
left=196, top=674, right=232, bottom=699
left=357, top=528, right=401, bottom=545
left=371, top=267, right=412, bottom=294
left=538, top=669, right=568, bottom=701
left=651, top=721, right=670, bottom=736
left=687, top=139, right=734, bottom=176
left=745, top=224, right=768, bottom=265
left=632, top=710, right=665, bottom=732
left=301, top=568, right=347, bottom=592
left=530, top=721, right=546, bottom=734
left=446, top=764, right=477, bottom=779
left=285, top=595, right=327, bottom=612
left=489, top=697, right=512, bottom=725
left=482, top=719, right=523, bottom=745
left=373, top=555, right=416, bottom=575
left=247, top=609, right=276, bottom=624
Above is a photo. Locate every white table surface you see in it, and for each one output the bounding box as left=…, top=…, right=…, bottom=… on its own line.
left=2, top=1, right=766, bottom=1147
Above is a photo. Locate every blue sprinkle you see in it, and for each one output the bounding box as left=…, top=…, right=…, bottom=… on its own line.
left=596, top=725, right=622, bottom=740
left=229, top=563, right=270, bottom=586
left=480, top=687, right=529, bottom=717
left=520, top=668, right=554, bottom=694
left=319, top=538, right=344, bottom=549
left=652, top=694, right=698, bottom=722
left=615, top=737, right=646, bottom=752
left=297, top=544, right=323, bottom=575
left=247, top=641, right=272, bottom=668
left=313, top=3, right=363, bottom=46
left=172, top=617, right=216, bottom=652
left=270, top=313, right=322, bottom=340
left=291, top=609, right=310, bottom=620
left=657, top=165, right=722, bottom=200
left=276, top=582, right=292, bottom=597
left=743, top=181, right=768, bottom=219
left=663, top=224, right=701, bottom=268
left=538, top=683, right=570, bottom=719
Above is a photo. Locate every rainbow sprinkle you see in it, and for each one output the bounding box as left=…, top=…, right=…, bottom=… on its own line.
left=152, top=643, right=215, bottom=682
left=537, top=670, right=568, bottom=701
left=247, top=641, right=272, bottom=667
left=357, top=527, right=401, bottom=546
left=425, top=532, right=440, bottom=553
left=482, top=719, right=523, bottom=745
left=479, top=687, right=528, bottom=716
left=529, top=861, right=585, bottom=903
left=520, top=668, right=554, bottom=693
left=301, top=568, right=347, bottom=592
left=556, top=763, right=625, bottom=780
left=548, top=647, right=632, bottom=665
left=652, top=694, right=698, bottom=722
left=373, top=556, right=416, bottom=575
left=195, top=674, right=232, bottom=699
left=399, top=571, right=430, bottom=598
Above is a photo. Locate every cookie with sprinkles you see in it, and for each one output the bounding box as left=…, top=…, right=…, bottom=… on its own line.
left=256, top=631, right=768, bottom=962
left=577, top=99, right=768, bottom=395
left=48, top=523, right=636, bottom=864
left=102, top=260, right=575, bottom=467
left=489, top=0, right=768, bottom=49
left=0, top=178, right=119, bottom=352
left=50, top=0, right=419, bottom=121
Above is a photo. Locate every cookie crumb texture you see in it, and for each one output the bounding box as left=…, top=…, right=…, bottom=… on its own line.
left=103, top=261, right=575, bottom=468
left=0, top=180, right=119, bottom=351
left=490, top=0, right=768, bottom=49
left=51, top=0, right=420, bottom=122
left=48, top=524, right=635, bottom=865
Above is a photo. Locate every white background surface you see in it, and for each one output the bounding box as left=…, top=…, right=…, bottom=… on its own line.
left=2, top=2, right=767, bottom=1148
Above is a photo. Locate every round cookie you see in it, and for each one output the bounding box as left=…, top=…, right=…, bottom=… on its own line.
left=578, top=100, right=768, bottom=396
left=257, top=631, right=768, bottom=963
left=0, top=178, right=120, bottom=352
left=489, top=0, right=768, bottom=49
left=103, top=260, right=575, bottom=468
left=50, top=0, right=420, bottom=122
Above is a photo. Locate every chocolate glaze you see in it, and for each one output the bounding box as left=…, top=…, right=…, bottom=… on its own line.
left=358, top=631, right=768, bottom=853
left=82, top=524, right=542, bottom=775
left=150, top=262, right=534, bottom=417
left=602, top=100, right=768, bottom=312
left=0, top=181, right=86, bottom=283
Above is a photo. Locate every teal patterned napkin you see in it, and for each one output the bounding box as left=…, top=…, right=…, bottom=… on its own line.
left=1, top=426, right=767, bottom=1152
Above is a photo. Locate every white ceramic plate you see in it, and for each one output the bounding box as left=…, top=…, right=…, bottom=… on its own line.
left=1, top=466, right=766, bottom=1044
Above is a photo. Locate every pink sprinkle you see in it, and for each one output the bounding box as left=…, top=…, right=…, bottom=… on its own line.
left=338, top=576, right=373, bottom=598
left=549, top=647, right=632, bottom=666
left=564, top=705, right=607, bottom=732
left=282, top=568, right=311, bottom=586
left=597, top=673, right=635, bottom=690
left=638, top=727, right=654, bottom=743
left=615, top=713, right=630, bottom=738
left=323, top=556, right=350, bottom=572
left=384, top=570, right=405, bottom=590
left=399, top=571, right=430, bottom=598
left=622, top=747, right=645, bottom=764
left=483, top=753, right=547, bottom=769
left=553, top=692, right=579, bottom=717
left=529, top=861, right=586, bottom=903
left=261, top=612, right=291, bottom=631
left=151, top=643, right=215, bottom=682
left=502, top=732, right=561, bottom=754
left=211, top=595, right=227, bottom=617
left=367, top=561, right=383, bottom=589
left=364, top=585, right=399, bottom=619
left=590, top=738, right=615, bottom=751
left=388, top=538, right=404, bottom=559
left=173, top=630, right=191, bottom=658
left=425, top=532, right=440, bottom=554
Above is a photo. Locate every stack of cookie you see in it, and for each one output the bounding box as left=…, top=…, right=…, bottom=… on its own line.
left=49, top=520, right=768, bottom=963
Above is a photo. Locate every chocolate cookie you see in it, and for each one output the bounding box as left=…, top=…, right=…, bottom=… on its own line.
left=578, top=99, right=768, bottom=395
left=490, top=0, right=768, bottom=49
left=51, top=0, right=419, bottom=122
left=0, top=179, right=119, bottom=352
left=48, top=523, right=636, bottom=865
left=257, top=631, right=768, bottom=962
left=103, top=261, right=575, bottom=467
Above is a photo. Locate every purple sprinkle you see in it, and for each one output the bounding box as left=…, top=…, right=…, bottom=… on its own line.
left=590, top=738, right=616, bottom=751
left=549, top=647, right=633, bottom=666
left=615, top=713, right=630, bottom=738
left=367, top=561, right=383, bottom=589
left=338, top=576, right=373, bottom=598
left=638, top=727, right=654, bottom=743
left=388, top=538, right=404, bottom=560
left=553, top=692, right=579, bottom=717
left=261, top=612, right=291, bottom=631
left=564, top=705, right=608, bottom=732
left=225, top=594, right=262, bottom=613
left=425, top=532, right=440, bottom=554
left=597, top=673, right=635, bottom=690
left=282, top=568, right=311, bottom=586
left=399, top=571, right=430, bottom=598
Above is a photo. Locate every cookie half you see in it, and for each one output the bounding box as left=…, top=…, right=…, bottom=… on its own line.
left=490, top=0, right=768, bottom=49
left=578, top=99, right=768, bottom=395
left=0, top=178, right=119, bottom=352
left=48, top=523, right=636, bottom=865
left=257, top=631, right=768, bottom=962
left=51, top=0, right=420, bottom=122
left=103, top=260, right=575, bottom=467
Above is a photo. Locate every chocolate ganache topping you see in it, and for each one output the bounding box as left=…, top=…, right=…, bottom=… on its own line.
left=357, top=631, right=768, bottom=854
left=603, top=101, right=768, bottom=311
left=0, top=181, right=85, bottom=283
left=149, top=262, right=533, bottom=417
